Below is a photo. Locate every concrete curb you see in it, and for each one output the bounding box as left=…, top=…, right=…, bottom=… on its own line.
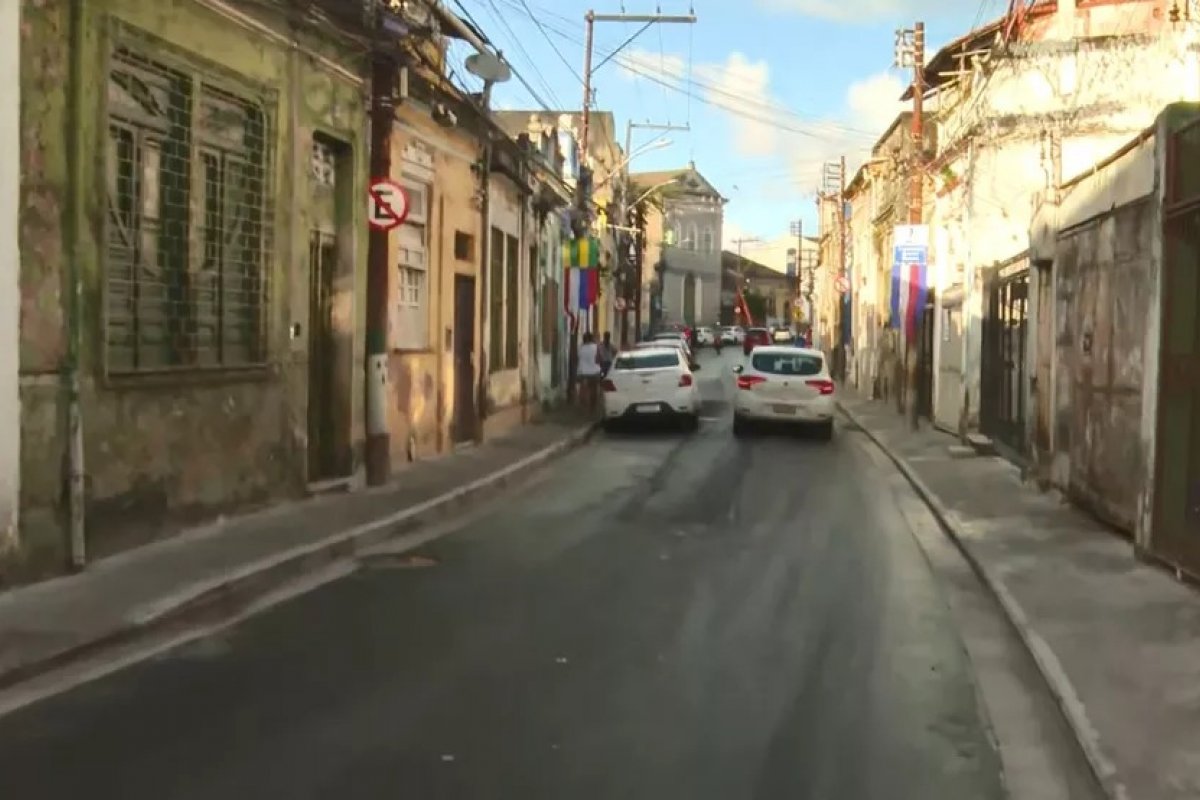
left=837, top=400, right=1130, bottom=800
left=0, top=422, right=599, bottom=694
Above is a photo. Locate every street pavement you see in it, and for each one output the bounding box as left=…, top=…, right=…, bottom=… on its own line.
left=0, top=349, right=1096, bottom=799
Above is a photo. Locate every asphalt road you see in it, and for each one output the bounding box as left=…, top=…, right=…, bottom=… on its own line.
left=0, top=348, right=1014, bottom=799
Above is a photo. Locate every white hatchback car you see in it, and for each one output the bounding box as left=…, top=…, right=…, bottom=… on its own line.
left=602, top=347, right=700, bottom=431
left=732, top=346, right=835, bottom=439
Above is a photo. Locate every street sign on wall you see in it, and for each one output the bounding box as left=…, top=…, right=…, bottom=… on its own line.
left=891, top=224, right=929, bottom=341
left=835, top=275, right=849, bottom=294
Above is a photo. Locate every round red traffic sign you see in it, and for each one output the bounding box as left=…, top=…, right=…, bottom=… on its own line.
left=368, top=178, right=410, bottom=230
left=835, top=275, right=850, bottom=294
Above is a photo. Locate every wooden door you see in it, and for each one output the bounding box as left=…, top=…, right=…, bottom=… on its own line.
left=453, top=275, right=477, bottom=443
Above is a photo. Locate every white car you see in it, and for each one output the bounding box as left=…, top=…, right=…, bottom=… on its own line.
left=602, top=347, right=700, bottom=431
left=643, top=335, right=695, bottom=368
left=695, top=326, right=715, bottom=346
left=732, top=346, right=835, bottom=439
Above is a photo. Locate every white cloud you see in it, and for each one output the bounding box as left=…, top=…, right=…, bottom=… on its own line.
left=618, top=49, right=777, bottom=158
left=846, top=71, right=908, bottom=134
left=753, top=0, right=954, bottom=23
left=618, top=49, right=911, bottom=209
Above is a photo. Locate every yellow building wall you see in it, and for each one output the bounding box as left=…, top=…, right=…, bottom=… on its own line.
left=387, top=108, right=483, bottom=464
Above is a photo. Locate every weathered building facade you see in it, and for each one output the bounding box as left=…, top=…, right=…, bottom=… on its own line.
left=631, top=164, right=724, bottom=329
left=926, top=0, right=1200, bottom=453
left=15, top=0, right=372, bottom=578
left=492, top=111, right=575, bottom=406
left=1030, top=102, right=1200, bottom=579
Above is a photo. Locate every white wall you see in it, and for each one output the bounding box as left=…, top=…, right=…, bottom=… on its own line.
left=932, top=26, right=1198, bottom=433
left=0, top=0, right=18, bottom=551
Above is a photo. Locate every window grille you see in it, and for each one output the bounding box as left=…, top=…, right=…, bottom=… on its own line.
left=104, top=47, right=272, bottom=375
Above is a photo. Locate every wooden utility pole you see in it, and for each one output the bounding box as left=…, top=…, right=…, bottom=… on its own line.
left=909, top=21, right=925, bottom=226
left=836, top=155, right=848, bottom=380
left=365, top=56, right=396, bottom=485
left=906, top=20, right=925, bottom=429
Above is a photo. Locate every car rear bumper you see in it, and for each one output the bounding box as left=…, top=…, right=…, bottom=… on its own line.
left=734, top=394, right=834, bottom=422
left=605, top=389, right=698, bottom=419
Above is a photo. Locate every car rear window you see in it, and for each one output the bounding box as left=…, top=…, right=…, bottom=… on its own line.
left=750, top=352, right=823, bottom=376
left=614, top=352, right=680, bottom=370
left=748, top=328, right=769, bottom=335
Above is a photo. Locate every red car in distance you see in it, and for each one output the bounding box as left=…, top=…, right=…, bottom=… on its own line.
left=742, top=327, right=771, bottom=356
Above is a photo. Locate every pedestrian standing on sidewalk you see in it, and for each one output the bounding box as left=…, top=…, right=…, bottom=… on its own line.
left=598, top=331, right=616, bottom=376
left=578, top=332, right=603, bottom=414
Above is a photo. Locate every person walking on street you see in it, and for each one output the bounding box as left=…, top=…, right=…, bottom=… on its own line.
left=598, top=331, right=616, bottom=376
left=578, top=332, right=603, bottom=414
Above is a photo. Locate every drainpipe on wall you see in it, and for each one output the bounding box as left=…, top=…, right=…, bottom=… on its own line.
left=64, top=0, right=87, bottom=570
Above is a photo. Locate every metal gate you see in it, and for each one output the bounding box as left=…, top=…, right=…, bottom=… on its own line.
left=980, top=266, right=1029, bottom=455
left=1153, top=115, right=1200, bottom=578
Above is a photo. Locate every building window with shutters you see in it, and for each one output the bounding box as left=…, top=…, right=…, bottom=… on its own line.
left=393, top=141, right=433, bottom=350
left=104, top=46, right=273, bottom=375
left=700, top=226, right=714, bottom=253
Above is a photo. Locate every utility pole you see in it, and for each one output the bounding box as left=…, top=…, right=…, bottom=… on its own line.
left=624, top=120, right=689, bottom=345
left=365, top=55, right=396, bottom=485
left=908, top=21, right=925, bottom=430
left=572, top=8, right=695, bottom=396
left=837, top=155, right=848, bottom=381
left=578, top=10, right=696, bottom=164
left=732, top=237, right=760, bottom=326
left=789, top=219, right=803, bottom=333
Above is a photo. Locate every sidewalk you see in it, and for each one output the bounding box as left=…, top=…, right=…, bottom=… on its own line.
left=838, top=388, right=1200, bottom=800
left=0, top=412, right=596, bottom=703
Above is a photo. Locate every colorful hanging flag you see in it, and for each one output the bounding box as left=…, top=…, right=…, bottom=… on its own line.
left=562, top=236, right=601, bottom=268
left=564, top=267, right=599, bottom=316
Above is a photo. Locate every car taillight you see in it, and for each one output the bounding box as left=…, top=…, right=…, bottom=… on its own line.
left=678, top=373, right=693, bottom=387
left=806, top=379, right=835, bottom=395
left=737, top=375, right=766, bottom=390
left=601, top=379, right=617, bottom=392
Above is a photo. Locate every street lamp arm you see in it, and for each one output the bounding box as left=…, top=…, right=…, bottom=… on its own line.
left=630, top=176, right=681, bottom=207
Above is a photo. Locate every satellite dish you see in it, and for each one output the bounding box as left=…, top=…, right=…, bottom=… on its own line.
left=466, top=52, right=512, bottom=84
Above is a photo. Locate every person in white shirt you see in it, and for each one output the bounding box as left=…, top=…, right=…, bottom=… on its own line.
left=577, top=332, right=602, bottom=412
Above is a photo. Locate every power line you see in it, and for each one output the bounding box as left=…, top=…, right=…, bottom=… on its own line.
left=481, top=0, right=562, bottom=106
left=449, top=0, right=556, bottom=110
left=493, top=0, right=876, bottom=140
left=517, top=0, right=584, bottom=84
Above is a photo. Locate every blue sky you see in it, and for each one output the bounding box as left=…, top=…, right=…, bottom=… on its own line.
left=445, top=0, right=1007, bottom=247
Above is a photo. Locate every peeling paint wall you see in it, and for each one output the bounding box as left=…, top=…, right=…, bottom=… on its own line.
left=388, top=109, right=483, bottom=463
left=1050, top=143, right=1156, bottom=531
left=15, top=0, right=368, bottom=579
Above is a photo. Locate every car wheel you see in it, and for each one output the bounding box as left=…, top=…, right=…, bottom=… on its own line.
left=816, top=419, right=834, bottom=441
left=682, top=413, right=700, bottom=433
left=603, top=418, right=621, bottom=433
left=732, top=414, right=750, bottom=437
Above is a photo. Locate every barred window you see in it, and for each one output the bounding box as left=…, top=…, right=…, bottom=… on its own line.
left=105, top=48, right=271, bottom=374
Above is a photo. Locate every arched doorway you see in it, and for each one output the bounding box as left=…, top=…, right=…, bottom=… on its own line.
left=682, top=273, right=696, bottom=325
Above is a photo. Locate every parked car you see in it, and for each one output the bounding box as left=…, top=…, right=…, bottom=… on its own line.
left=731, top=346, right=834, bottom=439
left=742, top=327, right=771, bottom=355
left=772, top=326, right=794, bottom=343
left=602, top=347, right=700, bottom=431
left=719, top=326, right=739, bottom=345
left=695, top=326, right=716, bottom=347
left=636, top=338, right=696, bottom=370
